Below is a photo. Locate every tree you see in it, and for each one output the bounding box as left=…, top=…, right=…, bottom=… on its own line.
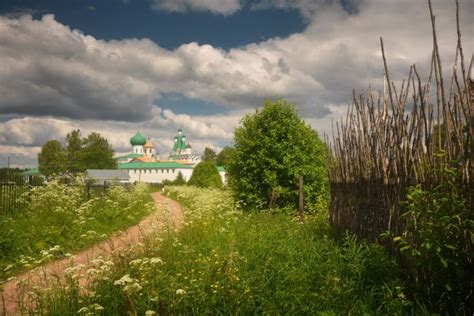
left=38, top=140, right=66, bottom=176
left=79, top=132, right=117, bottom=170
left=216, top=146, right=235, bottom=167
left=66, top=129, right=83, bottom=173
left=202, top=147, right=217, bottom=162
left=188, top=161, right=222, bottom=188
left=174, top=171, right=186, bottom=185
left=227, top=99, right=328, bottom=213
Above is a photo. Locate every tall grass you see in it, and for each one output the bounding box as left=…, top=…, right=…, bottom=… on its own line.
left=27, top=186, right=415, bottom=315
left=0, top=181, right=154, bottom=283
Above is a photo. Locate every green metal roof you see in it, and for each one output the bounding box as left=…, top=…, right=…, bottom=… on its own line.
left=115, top=153, right=144, bottom=160
left=21, top=167, right=41, bottom=176
left=118, top=161, right=194, bottom=170
left=172, top=129, right=188, bottom=153
left=217, top=166, right=225, bottom=172
left=130, top=131, right=147, bottom=146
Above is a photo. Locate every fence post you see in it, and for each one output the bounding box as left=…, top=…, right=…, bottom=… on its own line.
left=298, top=176, right=304, bottom=221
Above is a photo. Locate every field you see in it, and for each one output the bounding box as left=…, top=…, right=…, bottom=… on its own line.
left=0, top=181, right=155, bottom=283
left=24, top=186, right=416, bottom=315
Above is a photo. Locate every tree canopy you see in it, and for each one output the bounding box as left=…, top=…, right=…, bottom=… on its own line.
left=38, top=140, right=66, bottom=176
left=38, top=130, right=116, bottom=175
left=216, top=146, right=235, bottom=167
left=227, top=99, right=328, bottom=213
left=80, top=132, right=117, bottom=170
left=202, top=147, right=217, bottom=162
left=66, top=129, right=83, bottom=174
left=188, top=161, right=222, bottom=188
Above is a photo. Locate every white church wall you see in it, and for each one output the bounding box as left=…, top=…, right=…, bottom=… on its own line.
left=219, top=171, right=227, bottom=185
left=126, top=168, right=194, bottom=183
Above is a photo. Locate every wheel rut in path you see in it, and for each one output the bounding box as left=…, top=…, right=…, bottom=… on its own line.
left=0, top=192, right=183, bottom=315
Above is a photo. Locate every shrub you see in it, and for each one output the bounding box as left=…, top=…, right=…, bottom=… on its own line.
left=188, top=161, right=222, bottom=188
left=227, top=98, right=328, bottom=213
left=391, top=165, right=473, bottom=314
left=173, top=171, right=186, bottom=185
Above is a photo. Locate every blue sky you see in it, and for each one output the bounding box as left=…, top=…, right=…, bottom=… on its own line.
left=0, top=0, right=307, bottom=117
left=0, top=0, right=471, bottom=167
left=1, top=0, right=306, bottom=50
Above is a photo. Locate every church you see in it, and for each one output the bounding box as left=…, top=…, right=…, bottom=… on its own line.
left=116, top=129, right=225, bottom=184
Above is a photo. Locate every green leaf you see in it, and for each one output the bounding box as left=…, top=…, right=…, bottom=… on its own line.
left=399, top=245, right=411, bottom=252
left=438, top=255, right=448, bottom=268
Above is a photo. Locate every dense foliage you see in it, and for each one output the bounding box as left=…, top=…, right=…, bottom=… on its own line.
left=201, top=147, right=217, bottom=162
left=27, top=186, right=413, bottom=315
left=227, top=99, right=328, bottom=213
left=162, top=171, right=187, bottom=186
left=38, top=140, right=66, bottom=176
left=38, top=130, right=117, bottom=176
left=0, top=181, right=154, bottom=282
left=390, top=165, right=473, bottom=314
left=188, top=161, right=222, bottom=188
left=216, top=146, right=235, bottom=167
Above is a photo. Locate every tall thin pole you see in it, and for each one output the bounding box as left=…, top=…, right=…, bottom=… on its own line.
left=298, top=176, right=304, bottom=221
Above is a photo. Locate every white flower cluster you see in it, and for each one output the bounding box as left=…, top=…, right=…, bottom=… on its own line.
left=114, top=274, right=143, bottom=294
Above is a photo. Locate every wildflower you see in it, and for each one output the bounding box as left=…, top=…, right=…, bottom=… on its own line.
left=145, top=311, right=156, bottom=316
left=77, top=307, right=89, bottom=314
left=87, top=268, right=98, bottom=276
left=176, top=289, right=186, bottom=295
left=3, top=264, right=13, bottom=272
left=114, top=274, right=134, bottom=286
left=92, top=303, right=104, bottom=311
left=149, top=257, right=163, bottom=265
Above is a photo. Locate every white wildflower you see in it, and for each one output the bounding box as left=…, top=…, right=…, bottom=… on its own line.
left=149, top=257, right=163, bottom=265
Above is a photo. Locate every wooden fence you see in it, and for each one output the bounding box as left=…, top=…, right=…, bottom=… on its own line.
left=326, top=0, right=473, bottom=240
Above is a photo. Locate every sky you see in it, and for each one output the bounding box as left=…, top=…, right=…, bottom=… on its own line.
left=0, top=0, right=472, bottom=167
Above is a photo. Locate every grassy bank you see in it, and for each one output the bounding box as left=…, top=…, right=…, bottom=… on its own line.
left=0, top=181, right=154, bottom=282
left=26, top=186, right=416, bottom=315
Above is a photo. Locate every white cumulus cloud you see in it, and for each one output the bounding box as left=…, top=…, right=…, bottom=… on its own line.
left=151, top=0, right=242, bottom=15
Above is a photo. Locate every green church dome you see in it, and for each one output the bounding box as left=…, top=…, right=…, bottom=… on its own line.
left=130, top=132, right=146, bottom=146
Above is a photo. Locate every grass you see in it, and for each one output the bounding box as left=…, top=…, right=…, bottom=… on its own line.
left=25, top=186, right=418, bottom=315
left=0, top=181, right=155, bottom=283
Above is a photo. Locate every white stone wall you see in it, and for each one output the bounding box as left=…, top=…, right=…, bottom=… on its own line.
left=125, top=168, right=226, bottom=184
left=219, top=171, right=226, bottom=184
left=132, top=145, right=144, bottom=154
left=126, top=168, right=193, bottom=183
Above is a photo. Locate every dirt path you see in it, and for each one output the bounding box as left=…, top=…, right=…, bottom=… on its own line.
left=0, top=192, right=183, bottom=315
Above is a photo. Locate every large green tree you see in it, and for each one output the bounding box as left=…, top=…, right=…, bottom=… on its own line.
left=188, top=161, right=222, bottom=188
left=80, top=132, right=117, bottom=170
left=202, top=147, right=217, bottom=162
left=38, top=140, right=66, bottom=176
left=65, top=129, right=83, bottom=173
left=227, top=99, right=328, bottom=213
left=216, top=146, right=235, bottom=167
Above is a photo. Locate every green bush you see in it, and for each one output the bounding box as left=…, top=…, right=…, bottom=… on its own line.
left=173, top=171, right=186, bottom=185
left=161, top=171, right=186, bottom=186
left=391, top=165, right=473, bottom=314
left=227, top=98, right=328, bottom=213
left=188, top=161, right=222, bottom=188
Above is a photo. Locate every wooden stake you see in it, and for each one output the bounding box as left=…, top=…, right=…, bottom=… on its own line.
left=298, top=176, right=304, bottom=221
